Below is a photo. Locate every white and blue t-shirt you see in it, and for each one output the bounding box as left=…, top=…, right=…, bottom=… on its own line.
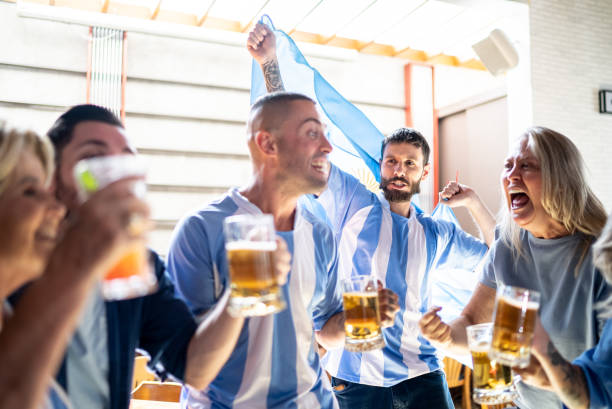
left=167, top=188, right=343, bottom=409
left=307, top=165, right=488, bottom=387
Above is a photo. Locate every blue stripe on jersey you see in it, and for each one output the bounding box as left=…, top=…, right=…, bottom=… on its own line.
left=382, top=217, right=410, bottom=381
left=417, top=334, right=440, bottom=372
left=267, top=233, right=298, bottom=409
left=350, top=206, right=380, bottom=278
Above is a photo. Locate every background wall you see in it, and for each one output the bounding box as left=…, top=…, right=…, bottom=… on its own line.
left=0, top=1, right=411, bottom=254
left=530, top=0, right=612, bottom=209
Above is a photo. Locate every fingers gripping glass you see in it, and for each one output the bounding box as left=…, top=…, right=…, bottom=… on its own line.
left=74, top=155, right=156, bottom=300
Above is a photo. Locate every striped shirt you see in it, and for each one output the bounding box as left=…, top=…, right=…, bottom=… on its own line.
left=310, top=165, right=487, bottom=387
left=167, top=188, right=342, bottom=409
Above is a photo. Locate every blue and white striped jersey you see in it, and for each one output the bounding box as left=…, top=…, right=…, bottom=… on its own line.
left=310, top=165, right=487, bottom=387
left=167, top=188, right=342, bottom=409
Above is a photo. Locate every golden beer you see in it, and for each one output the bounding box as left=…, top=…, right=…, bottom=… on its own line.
left=227, top=242, right=278, bottom=297
left=467, top=323, right=517, bottom=405
left=343, top=292, right=382, bottom=340
left=490, top=293, right=539, bottom=368
left=471, top=347, right=513, bottom=390
left=342, top=276, right=385, bottom=352
left=223, top=213, right=285, bottom=317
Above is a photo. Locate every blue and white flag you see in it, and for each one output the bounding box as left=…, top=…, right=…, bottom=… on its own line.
left=250, top=15, right=384, bottom=184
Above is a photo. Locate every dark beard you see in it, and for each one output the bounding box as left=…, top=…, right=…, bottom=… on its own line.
left=380, top=176, right=420, bottom=203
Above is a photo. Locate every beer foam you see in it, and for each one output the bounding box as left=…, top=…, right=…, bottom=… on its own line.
left=225, top=240, right=277, bottom=251
left=470, top=343, right=490, bottom=353
left=499, top=295, right=539, bottom=310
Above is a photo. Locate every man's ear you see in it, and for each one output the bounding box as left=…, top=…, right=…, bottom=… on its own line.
left=421, top=163, right=431, bottom=181
left=254, top=130, right=277, bottom=155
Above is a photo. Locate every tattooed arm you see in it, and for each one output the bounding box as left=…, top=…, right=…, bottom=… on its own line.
left=247, top=22, right=285, bottom=93
left=516, top=318, right=589, bottom=409
left=537, top=341, right=589, bottom=409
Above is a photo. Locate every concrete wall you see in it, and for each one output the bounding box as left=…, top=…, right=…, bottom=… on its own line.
left=530, top=0, right=612, bottom=209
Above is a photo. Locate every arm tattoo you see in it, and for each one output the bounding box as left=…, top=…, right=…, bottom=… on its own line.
left=262, top=59, right=285, bottom=93
left=547, top=341, right=589, bottom=409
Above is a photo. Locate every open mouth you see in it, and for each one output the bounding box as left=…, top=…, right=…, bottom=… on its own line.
left=389, top=181, right=407, bottom=189
left=311, top=159, right=329, bottom=174
left=509, top=190, right=530, bottom=210
left=35, top=230, right=57, bottom=243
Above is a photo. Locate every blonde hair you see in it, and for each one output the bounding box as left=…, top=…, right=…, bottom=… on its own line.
left=0, top=121, right=55, bottom=195
left=499, top=127, right=607, bottom=263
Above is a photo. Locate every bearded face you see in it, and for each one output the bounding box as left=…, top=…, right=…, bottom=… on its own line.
left=380, top=175, right=421, bottom=202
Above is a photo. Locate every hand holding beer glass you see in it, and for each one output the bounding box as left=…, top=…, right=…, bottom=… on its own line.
left=74, top=154, right=156, bottom=300
left=223, top=214, right=286, bottom=317
left=467, top=323, right=517, bottom=405
left=489, top=285, right=540, bottom=368
left=342, top=276, right=386, bottom=352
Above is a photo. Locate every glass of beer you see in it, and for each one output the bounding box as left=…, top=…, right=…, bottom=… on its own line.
left=467, top=323, right=517, bottom=405
left=489, top=285, right=540, bottom=368
left=74, top=155, right=156, bottom=300
left=342, top=276, right=385, bottom=352
left=223, top=214, right=285, bottom=317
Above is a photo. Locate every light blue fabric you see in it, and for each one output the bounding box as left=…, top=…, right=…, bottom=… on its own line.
left=167, top=188, right=341, bottom=409
left=480, top=230, right=611, bottom=409
left=573, top=319, right=612, bottom=409
left=313, top=165, right=487, bottom=387
left=65, top=286, right=109, bottom=409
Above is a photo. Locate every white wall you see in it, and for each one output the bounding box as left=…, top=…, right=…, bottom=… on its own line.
left=0, top=1, right=406, bottom=254
left=530, top=0, right=612, bottom=209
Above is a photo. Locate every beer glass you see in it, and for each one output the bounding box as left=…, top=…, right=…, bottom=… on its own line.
left=74, top=155, right=156, bottom=300
left=223, top=214, right=285, bottom=317
left=467, top=323, right=517, bottom=405
left=489, top=285, right=540, bottom=368
left=342, top=276, right=385, bottom=352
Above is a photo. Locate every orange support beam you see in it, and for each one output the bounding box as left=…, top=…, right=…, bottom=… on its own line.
left=404, top=63, right=439, bottom=209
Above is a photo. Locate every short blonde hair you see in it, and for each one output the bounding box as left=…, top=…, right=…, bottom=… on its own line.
left=500, top=127, right=607, bottom=263
left=0, top=121, right=55, bottom=195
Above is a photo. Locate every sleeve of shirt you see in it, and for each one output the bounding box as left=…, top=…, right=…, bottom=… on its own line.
left=433, top=218, right=488, bottom=272
left=479, top=229, right=502, bottom=290
left=317, top=164, right=378, bottom=235
left=311, top=225, right=344, bottom=331
left=140, top=251, right=197, bottom=381
left=593, top=269, right=612, bottom=338
left=572, top=320, right=612, bottom=409
left=166, top=214, right=221, bottom=316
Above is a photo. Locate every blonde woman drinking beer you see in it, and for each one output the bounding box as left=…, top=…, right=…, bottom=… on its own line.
left=419, top=126, right=609, bottom=409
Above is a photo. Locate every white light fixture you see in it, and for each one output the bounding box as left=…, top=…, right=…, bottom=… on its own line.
left=472, top=28, right=518, bottom=76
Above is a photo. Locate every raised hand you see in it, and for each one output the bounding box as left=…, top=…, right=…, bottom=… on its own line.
left=419, top=306, right=452, bottom=347
left=439, top=181, right=476, bottom=208
left=247, top=22, right=277, bottom=65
